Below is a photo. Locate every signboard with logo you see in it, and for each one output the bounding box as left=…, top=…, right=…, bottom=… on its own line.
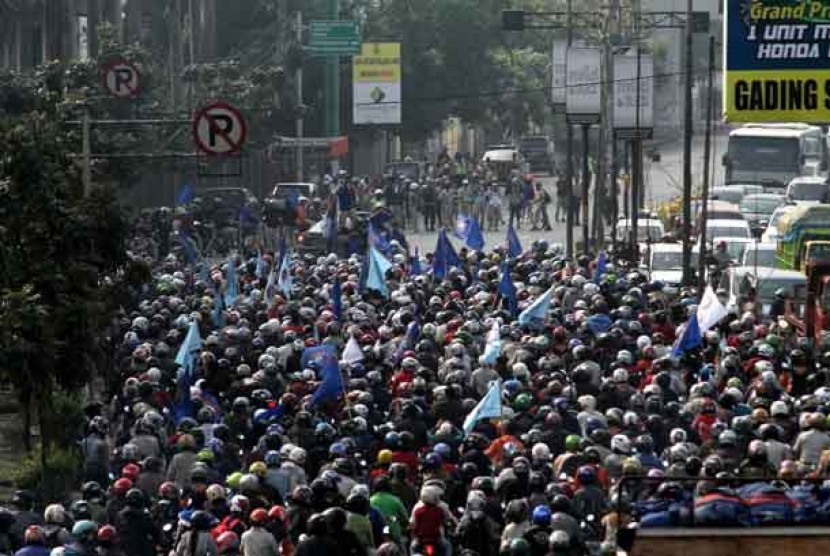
left=551, top=40, right=567, bottom=108
left=724, top=0, right=830, bottom=122
left=353, top=42, right=401, bottom=125
left=566, top=47, right=601, bottom=124
left=613, top=51, right=654, bottom=135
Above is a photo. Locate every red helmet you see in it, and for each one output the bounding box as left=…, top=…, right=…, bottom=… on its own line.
left=250, top=508, right=268, bottom=525
left=158, top=481, right=180, bottom=500
left=112, top=478, right=133, bottom=496
left=24, top=525, right=45, bottom=545
left=216, top=531, right=240, bottom=553
left=268, top=505, right=287, bottom=524
left=97, top=525, right=117, bottom=543
left=122, top=463, right=141, bottom=481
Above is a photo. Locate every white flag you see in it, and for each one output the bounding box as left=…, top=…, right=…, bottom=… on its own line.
left=341, top=336, right=364, bottom=365
left=697, top=286, right=728, bottom=332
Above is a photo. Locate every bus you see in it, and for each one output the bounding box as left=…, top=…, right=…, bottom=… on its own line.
left=723, top=123, right=827, bottom=190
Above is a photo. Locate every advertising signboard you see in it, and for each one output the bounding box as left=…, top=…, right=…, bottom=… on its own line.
left=353, top=42, right=401, bottom=125
left=566, top=47, right=602, bottom=124
left=724, top=0, right=830, bottom=122
left=551, top=40, right=567, bottom=108
left=613, top=52, right=654, bottom=134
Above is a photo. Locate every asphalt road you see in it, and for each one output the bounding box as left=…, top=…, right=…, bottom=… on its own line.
left=403, top=132, right=728, bottom=252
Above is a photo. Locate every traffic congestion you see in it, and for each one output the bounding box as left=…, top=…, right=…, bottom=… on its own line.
left=3, top=123, right=830, bottom=556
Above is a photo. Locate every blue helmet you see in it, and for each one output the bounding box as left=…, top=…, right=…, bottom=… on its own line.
left=434, top=442, right=452, bottom=459
left=532, top=505, right=551, bottom=526
left=264, top=450, right=280, bottom=467
left=329, top=442, right=347, bottom=457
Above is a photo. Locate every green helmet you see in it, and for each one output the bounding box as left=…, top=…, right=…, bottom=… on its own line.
left=565, top=434, right=582, bottom=452
left=72, top=519, right=98, bottom=540
left=227, top=471, right=243, bottom=490
left=196, top=448, right=215, bottom=463
left=508, top=538, right=531, bottom=556
left=514, top=393, right=532, bottom=411
left=765, top=334, right=781, bottom=349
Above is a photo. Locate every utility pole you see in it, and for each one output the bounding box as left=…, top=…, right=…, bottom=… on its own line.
left=698, top=35, right=715, bottom=293
left=630, top=0, right=642, bottom=255
left=296, top=11, right=305, bottom=181
left=325, top=0, right=340, bottom=138
left=82, top=106, right=92, bottom=196
left=581, top=124, right=590, bottom=250
left=565, top=0, right=575, bottom=259
left=681, top=0, right=694, bottom=284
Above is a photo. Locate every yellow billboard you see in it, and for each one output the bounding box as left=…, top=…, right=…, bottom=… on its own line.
left=353, top=43, right=401, bottom=125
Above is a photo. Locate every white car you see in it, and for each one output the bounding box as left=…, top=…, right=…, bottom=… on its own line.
left=645, top=243, right=699, bottom=286
left=719, top=265, right=806, bottom=317
left=704, top=218, right=752, bottom=241
left=785, top=175, right=829, bottom=204
left=741, top=242, right=778, bottom=268
left=615, top=217, right=665, bottom=243
left=761, top=204, right=797, bottom=243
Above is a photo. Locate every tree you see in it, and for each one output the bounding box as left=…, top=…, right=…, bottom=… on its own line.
left=0, top=66, right=128, bottom=458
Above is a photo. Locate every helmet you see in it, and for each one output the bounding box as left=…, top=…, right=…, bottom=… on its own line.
left=565, top=434, right=581, bottom=452
left=239, top=473, right=259, bottom=493
left=112, top=478, right=133, bottom=496
left=508, top=538, right=531, bottom=556
left=577, top=465, right=597, bottom=484
left=250, top=508, right=268, bottom=525
left=532, top=505, right=552, bottom=525
left=24, top=525, right=45, bottom=545
left=97, top=525, right=117, bottom=543
left=216, top=531, right=240, bottom=553
left=71, top=520, right=98, bottom=540
left=268, top=505, right=288, bottom=523
left=159, top=482, right=179, bottom=500
left=611, top=434, right=632, bottom=454
left=44, top=504, right=66, bottom=525
left=125, top=488, right=145, bottom=508
left=206, top=484, right=226, bottom=502
left=249, top=461, right=267, bottom=478
left=191, top=510, right=215, bottom=531
left=549, top=531, right=570, bottom=549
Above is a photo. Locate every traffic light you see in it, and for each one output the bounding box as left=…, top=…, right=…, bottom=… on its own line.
left=502, top=10, right=526, bottom=31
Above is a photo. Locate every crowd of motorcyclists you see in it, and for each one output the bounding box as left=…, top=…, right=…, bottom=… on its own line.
left=5, top=159, right=830, bottom=556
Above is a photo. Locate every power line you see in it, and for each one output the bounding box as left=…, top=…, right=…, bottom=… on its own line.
left=353, top=66, right=721, bottom=106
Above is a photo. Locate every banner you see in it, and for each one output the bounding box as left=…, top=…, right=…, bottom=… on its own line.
left=724, top=0, right=830, bottom=122
left=613, top=51, right=654, bottom=130
left=566, top=47, right=602, bottom=123
left=353, top=42, right=401, bottom=125
left=551, top=40, right=567, bottom=107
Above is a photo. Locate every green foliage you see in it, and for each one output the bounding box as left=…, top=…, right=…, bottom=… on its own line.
left=40, top=392, right=86, bottom=451
left=12, top=444, right=81, bottom=504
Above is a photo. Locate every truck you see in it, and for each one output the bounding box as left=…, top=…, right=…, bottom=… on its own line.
left=723, top=123, right=827, bottom=190
left=776, top=204, right=830, bottom=271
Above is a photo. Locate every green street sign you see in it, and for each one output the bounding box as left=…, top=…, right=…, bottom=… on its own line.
left=308, top=20, right=361, bottom=55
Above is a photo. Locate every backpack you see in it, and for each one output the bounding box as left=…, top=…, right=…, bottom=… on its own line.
left=211, top=515, right=241, bottom=539
left=694, top=491, right=748, bottom=526
left=738, top=483, right=794, bottom=526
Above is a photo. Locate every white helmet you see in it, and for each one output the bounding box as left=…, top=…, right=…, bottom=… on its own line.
left=669, top=428, right=687, bottom=445
left=771, top=400, right=789, bottom=416
left=290, top=447, right=307, bottom=464
left=612, top=368, right=629, bottom=383
left=44, top=503, right=66, bottom=524
left=512, top=362, right=530, bottom=381
left=636, top=335, right=652, bottom=350
left=611, top=434, right=632, bottom=454
left=532, top=442, right=551, bottom=461
left=578, top=395, right=596, bottom=411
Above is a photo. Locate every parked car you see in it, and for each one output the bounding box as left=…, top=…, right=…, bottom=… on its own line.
left=711, top=184, right=764, bottom=205
left=741, top=241, right=778, bottom=268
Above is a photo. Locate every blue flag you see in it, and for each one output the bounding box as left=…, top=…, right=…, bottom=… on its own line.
left=239, top=205, right=259, bottom=226
left=366, top=245, right=393, bottom=297
left=224, top=259, right=239, bottom=307
left=410, top=247, right=423, bottom=276
left=433, top=228, right=461, bottom=279
left=301, top=345, right=337, bottom=370
left=593, top=251, right=608, bottom=284
left=332, top=277, right=343, bottom=322
left=253, top=403, right=287, bottom=425
left=518, top=287, right=553, bottom=327
left=507, top=225, right=523, bottom=258
left=177, top=232, right=199, bottom=264
left=212, top=292, right=225, bottom=329
left=310, top=350, right=343, bottom=408
left=498, top=264, right=518, bottom=315
left=673, top=309, right=702, bottom=356
left=277, top=252, right=293, bottom=299
left=454, top=214, right=485, bottom=250
left=482, top=321, right=501, bottom=366
left=255, top=250, right=268, bottom=280
left=173, top=321, right=202, bottom=421
left=368, top=223, right=391, bottom=255
left=463, top=381, right=502, bottom=437
left=176, top=183, right=193, bottom=206
left=198, top=261, right=210, bottom=285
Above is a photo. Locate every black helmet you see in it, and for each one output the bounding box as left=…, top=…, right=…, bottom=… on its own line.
left=125, top=488, right=145, bottom=508
left=308, top=513, right=329, bottom=536
left=322, top=506, right=348, bottom=530
left=191, top=510, right=214, bottom=531
left=82, top=481, right=103, bottom=501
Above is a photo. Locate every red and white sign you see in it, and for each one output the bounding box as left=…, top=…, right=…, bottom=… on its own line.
left=193, top=101, right=247, bottom=155
left=103, top=60, right=140, bottom=98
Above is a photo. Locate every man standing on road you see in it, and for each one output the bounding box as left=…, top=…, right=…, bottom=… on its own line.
left=556, top=174, right=568, bottom=223
left=532, top=182, right=553, bottom=231
left=507, top=177, right=523, bottom=230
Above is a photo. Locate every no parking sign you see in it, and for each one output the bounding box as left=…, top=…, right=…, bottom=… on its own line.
left=103, top=59, right=141, bottom=98
left=193, top=101, right=247, bottom=155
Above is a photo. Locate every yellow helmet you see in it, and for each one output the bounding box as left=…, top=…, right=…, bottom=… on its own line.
left=249, top=461, right=267, bottom=478
left=377, top=449, right=393, bottom=465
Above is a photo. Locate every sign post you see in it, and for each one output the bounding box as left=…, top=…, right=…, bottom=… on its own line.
left=192, top=101, right=247, bottom=155
left=308, top=20, right=361, bottom=56
left=566, top=47, right=602, bottom=251
left=724, top=0, right=830, bottom=122
left=102, top=60, right=141, bottom=98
